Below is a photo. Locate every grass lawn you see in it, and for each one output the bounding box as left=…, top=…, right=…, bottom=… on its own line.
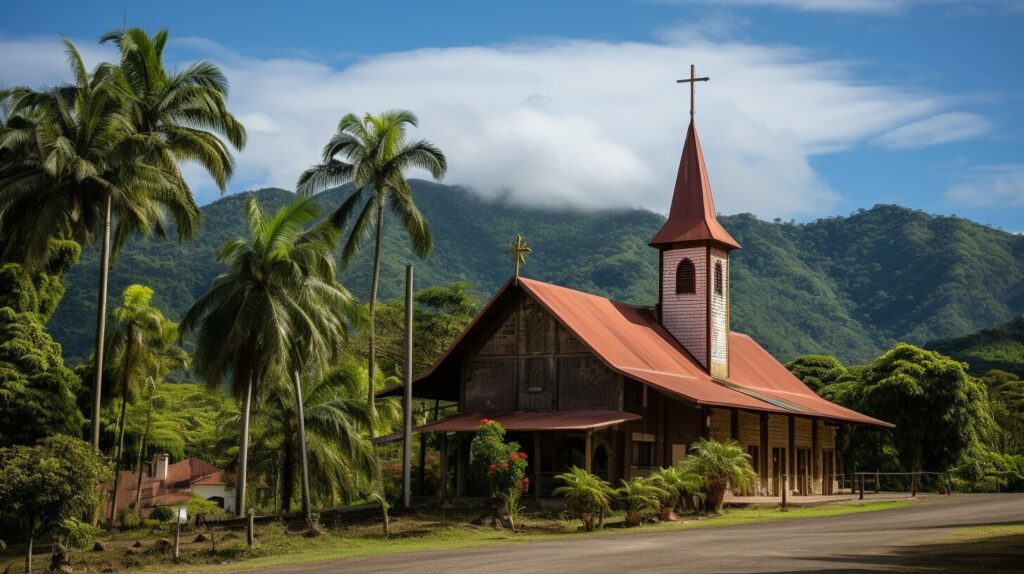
left=0, top=500, right=912, bottom=573
left=890, top=521, right=1024, bottom=574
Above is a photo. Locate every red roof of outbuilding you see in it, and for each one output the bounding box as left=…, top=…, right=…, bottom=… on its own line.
left=650, top=120, right=741, bottom=250
left=385, top=277, right=891, bottom=428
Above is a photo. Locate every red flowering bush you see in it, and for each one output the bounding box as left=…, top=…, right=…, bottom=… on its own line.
left=470, top=420, right=529, bottom=528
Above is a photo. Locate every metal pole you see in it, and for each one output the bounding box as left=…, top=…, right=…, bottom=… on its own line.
left=402, top=264, right=414, bottom=509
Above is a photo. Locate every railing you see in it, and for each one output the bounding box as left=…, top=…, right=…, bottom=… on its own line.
left=853, top=471, right=951, bottom=500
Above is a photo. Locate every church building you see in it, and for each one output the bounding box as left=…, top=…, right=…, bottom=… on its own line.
left=382, top=75, right=891, bottom=499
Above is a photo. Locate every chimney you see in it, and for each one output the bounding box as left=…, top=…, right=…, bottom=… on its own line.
left=153, top=453, right=169, bottom=482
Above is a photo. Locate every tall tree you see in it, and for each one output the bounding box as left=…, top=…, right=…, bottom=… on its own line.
left=0, top=36, right=216, bottom=450
left=103, top=284, right=179, bottom=521
left=297, top=110, right=447, bottom=413
left=182, top=196, right=351, bottom=520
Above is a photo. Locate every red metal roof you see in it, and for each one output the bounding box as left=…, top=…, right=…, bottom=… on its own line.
left=375, top=410, right=642, bottom=443
left=649, top=120, right=741, bottom=250
left=385, top=277, right=891, bottom=428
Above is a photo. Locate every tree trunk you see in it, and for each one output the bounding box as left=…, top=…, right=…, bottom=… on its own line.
left=135, top=380, right=157, bottom=510
left=25, top=530, right=33, bottom=574
left=173, top=518, right=180, bottom=560
left=109, top=386, right=130, bottom=523
left=292, top=370, right=313, bottom=528
left=236, top=375, right=254, bottom=516
left=92, top=193, right=113, bottom=450
left=367, top=201, right=384, bottom=417
left=281, top=443, right=295, bottom=514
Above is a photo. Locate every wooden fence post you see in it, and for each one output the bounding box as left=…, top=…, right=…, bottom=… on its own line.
left=859, top=473, right=864, bottom=500
left=911, top=471, right=917, bottom=497
left=246, top=509, right=254, bottom=547
left=781, top=472, right=788, bottom=511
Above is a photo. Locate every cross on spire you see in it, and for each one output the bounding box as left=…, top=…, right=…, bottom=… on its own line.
left=506, top=234, right=532, bottom=283
left=676, top=64, right=709, bottom=120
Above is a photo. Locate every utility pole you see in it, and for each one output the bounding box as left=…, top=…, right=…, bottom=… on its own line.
left=402, top=264, right=414, bottom=508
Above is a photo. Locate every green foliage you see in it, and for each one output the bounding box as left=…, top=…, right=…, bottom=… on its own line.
left=928, top=315, right=1024, bottom=378
left=0, top=242, right=83, bottom=446
left=0, top=435, right=111, bottom=545
left=682, top=439, right=758, bottom=512
left=616, top=478, right=667, bottom=526
left=469, top=420, right=528, bottom=525
left=981, top=370, right=1024, bottom=456
left=785, top=355, right=852, bottom=393
left=149, top=505, right=174, bottom=523
left=58, top=518, right=99, bottom=549
left=50, top=188, right=1024, bottom=367
left=186, top=492, right=225, bottom=520
left=118, top=507, right=140, bottom=529
left=552, top=466, right=615, bottom=532
left=647, top=466, right=702, bottom=509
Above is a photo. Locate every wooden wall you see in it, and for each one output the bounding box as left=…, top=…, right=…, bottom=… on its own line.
left=462, top=295, right=621, bottom=412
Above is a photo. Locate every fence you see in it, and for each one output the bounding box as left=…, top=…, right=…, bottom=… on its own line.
left=852, top=471, right=951, bottom=500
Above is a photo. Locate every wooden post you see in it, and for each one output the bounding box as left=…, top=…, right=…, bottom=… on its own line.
left=811, top=418, right=819, bottom=494
left=859, top=473, right=865, bottom=500
left=456, top=433, right=466, bottom=497
left=787, top=416, right=795, bottom=495
left=534, top=432, right=542, bottom=501
left=401, top=263, right=413, bottom=505
left=439, top=432, right=448, bottom=499
left=781, top=472, right=787, bottom=511
left=911, top=471, right=917, bottom=497
left=730, top=408, right=739, bottom=441
left=173, top=517, right=180, bottom=560
left=585, top=431, right=594, bottom=474
left=759, top=415, right=769, bottom=494
left=246, top=508, right=254, bottom=547
left=875, top=469, right=880, bottom=494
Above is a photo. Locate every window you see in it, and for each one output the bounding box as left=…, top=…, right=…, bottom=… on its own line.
left=714, top=261, right=724, bottom=295
left=632, top=439, right=655, bottom=468
left=675, top=259, right=695, bottom=294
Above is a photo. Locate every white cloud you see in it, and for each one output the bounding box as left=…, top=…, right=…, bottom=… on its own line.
left=873, top=112, right=991, bottom=149
left=0, top=34, right=990, bottom=219
left=946, top=164, right=1024, bottom=207
left=657, top=0, right=910, bottom=13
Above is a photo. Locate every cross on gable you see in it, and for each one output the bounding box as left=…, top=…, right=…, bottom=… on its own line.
left=506, top=234, right=532, bottom=283
left=676, top=64, right=709, bottom=120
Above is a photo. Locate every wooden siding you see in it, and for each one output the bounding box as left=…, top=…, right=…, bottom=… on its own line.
left=661, top=247, right=708, bottom=368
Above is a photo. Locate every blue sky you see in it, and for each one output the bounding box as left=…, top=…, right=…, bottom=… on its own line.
left=2, top=0, right=1022, bottom=230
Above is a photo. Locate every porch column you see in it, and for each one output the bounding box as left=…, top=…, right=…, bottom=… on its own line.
left=788, top=415, right=796, bottom=495
left=439, top=432, right=449, bottom=499
left=533, top=432, right=542, bottom=501
left=456, top=433, right=466, bottom=497
left=811, top=418, right=820, bottom=494
left=585, top=431, right=594, bottom=474
left=759, top=414, right=768, bottom=493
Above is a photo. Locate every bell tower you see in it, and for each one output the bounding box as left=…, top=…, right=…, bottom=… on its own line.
left=651, top=66, right=740, bottom=379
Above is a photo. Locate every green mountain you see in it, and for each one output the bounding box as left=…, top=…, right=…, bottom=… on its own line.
left=50, top=181, right=1024, bottom=366
left=928, top=315, right=1024, bottom=377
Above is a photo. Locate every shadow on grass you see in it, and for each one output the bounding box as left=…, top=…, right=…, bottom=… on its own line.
left=782, top=531, right=1024, bottom=573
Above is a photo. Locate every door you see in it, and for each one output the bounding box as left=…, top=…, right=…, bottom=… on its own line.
left=822, top=450, right=834, bottom=495
left=771, top=447, right=784, bottom=497
left=797, top=449, right=811, bottom=495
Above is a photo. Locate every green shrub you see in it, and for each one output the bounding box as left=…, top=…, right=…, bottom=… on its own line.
left=469, top=419, right=529, bottom=528
left=681, top=438, right=758, bottom=513
left=616, top=478, right=667, bottom=526
left=149, top=505, right=174, bottom=523
left=118, top=507, right=140, bottom=529
left=59, top=519, right=99, bottom=549
left=552, top=466, right=615, bottom=532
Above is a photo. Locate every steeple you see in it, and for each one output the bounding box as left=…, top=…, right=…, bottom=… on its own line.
left=649, top=120, right=740, bottom=250
left=654, top=66, right=737, bottom=379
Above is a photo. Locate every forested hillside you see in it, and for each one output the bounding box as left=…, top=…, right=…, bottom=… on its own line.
left=51, top=181, right=1024, bottom=365
left=928, top=315, right=1024, bottom=377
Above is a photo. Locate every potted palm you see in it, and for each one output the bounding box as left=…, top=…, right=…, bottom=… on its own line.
left=552, top=467, right=615, bottom=532
left=648, top=466, right=702, bottom=521
left=681, top=439, right=759, bottom=513
left=616, top=478, right=667, bottom=527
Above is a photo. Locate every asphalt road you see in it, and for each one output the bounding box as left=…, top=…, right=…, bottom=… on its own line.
left=248, top=494, right=1024, bottom=573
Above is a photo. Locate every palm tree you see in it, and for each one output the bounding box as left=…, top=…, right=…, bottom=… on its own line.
left=297, top=110, right=446, bottom=413
left=552, top=466, right=616, bottom=532
left=647, top=466, right=702, bottom=519
left=616, top=478, right=668, bottom=526
left=250, top=361, right=395, bottom=512
left=681, top=438, right=759, bottom=513
left=132, top=320, right=189, bottom=511
left=0, top=35, right=229, bottom=450
left=104, top=284, right=169, bottom=522
left=182, top=196, right=351, bottom=519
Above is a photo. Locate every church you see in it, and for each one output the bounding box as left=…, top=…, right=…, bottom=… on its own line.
left=382, top=71, right=892, bottom=499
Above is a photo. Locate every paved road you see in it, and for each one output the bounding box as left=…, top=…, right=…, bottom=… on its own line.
left=249, top=494, right=1024, bottom=573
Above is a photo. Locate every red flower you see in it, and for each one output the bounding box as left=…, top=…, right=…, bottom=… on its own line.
left=521, top=476, right=529, bottom=484
left=509, top=453, right=519, bottom=461
left=488, top=464, right=497, bottom=474
left=501, top=461, right=509, bottom=469
left=480, top=418, right=490, bottom=424
left=518, top=452, right=528, bottom=459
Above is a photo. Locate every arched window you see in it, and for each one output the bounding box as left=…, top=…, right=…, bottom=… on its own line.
left=714, top=261, right=724, bottom=295
left=676, top=259, right=695, bottom=294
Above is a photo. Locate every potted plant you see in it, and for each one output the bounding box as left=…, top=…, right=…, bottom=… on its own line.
left=616, top=478, right=667, bottom=527
left=681, top=438, right=758, bottom=513
left=552, top=466, right=615, bottom=532
left=648, top=466, right=702, bottom=520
